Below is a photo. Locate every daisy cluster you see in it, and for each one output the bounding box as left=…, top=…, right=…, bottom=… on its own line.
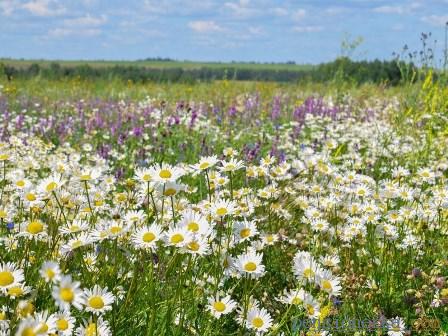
left=0, top=93, right=447, bottom=336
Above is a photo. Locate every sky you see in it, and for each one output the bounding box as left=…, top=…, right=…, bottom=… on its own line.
left=0, top=0, right=447, bottom=64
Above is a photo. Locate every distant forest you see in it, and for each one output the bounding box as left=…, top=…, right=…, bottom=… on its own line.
left=0, top=58, right=415, bottom=85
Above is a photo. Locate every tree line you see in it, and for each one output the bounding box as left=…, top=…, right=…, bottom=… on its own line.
left=0, top=57, right=416, bottom=85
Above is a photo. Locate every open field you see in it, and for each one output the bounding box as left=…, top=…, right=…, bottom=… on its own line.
left=0, top=69, right=447, bottom=336
left=0, top=59, right=314, bottom=71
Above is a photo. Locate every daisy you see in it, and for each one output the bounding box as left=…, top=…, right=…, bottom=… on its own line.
left=149, top=163, right=184, bottom=184
left=220, top=158, right=245, bottom=173
left=207, top=295, right=237, bottom=318
left=132, top=224, right=163, bottom=250
left=75, top=316, right=111, bottom=336
left=184, top=236, right=210, bottom=256
left=134, top=167, right=153, bottom=183
left=52, top=275, right=84, bottom=310
left=245, top=306, right=273, bottom=334
left=234, top=220, right=258, bottom=243
left=303, top=295, right=321, bottom=319
left=179, top=210, right=211, bottom=237
left=59, top=220, right=89, bottom=235
left=6, top=283, right=31, bottom=299
left=191, top=155, right=219, bottom=172
left=262, top=233, right=279, bottom=246
left=317, top=270, right=342, bottom=297
left=157, top=181, right=186, bottom=197
left=209, top=199, right=236, bottom=218
left=124, top=210, right=147, bottom=227
left=60, top=233, right=93, bottom=255
left=310, top=219, right=329, bottom=233
left=83, top=285, right=115, bottom=315
left=19, top=220, right=48, bottom=240
left=38, top=174, right=65, bottom=195
left=78, top=167, right=102, bottom=182
left=235, top=250, right=265, bottom=278
left=165, top=226, right=192, bottom=248
left=34, top=310, right=57, bottom=335
left=387, top=316, right=406, bottom=336
left=39, top=261, right=61, bottom=284
left=293, top=251, right=321, bottom=283
left=278, top=288, right=307, bottom=305
left=319, top=255, right=340, bottom=268
left=14, top=318, right=41, bottom=336
left=0, top=262, right=24, bottom=294
left=53, top=310, right=76, bottom=336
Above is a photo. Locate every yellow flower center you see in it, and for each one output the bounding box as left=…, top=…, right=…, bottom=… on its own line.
left=21, top=327, right=37, bottom=336
left=71, top=240, right=82, bottom=249
left=16, top=180, right=25, bottom=187
left=37, top=323, right=49, bottom=333
left=0, top=210, right=6, bottom=218
left=142, top=174, right=151, bottom=181
left=142, top=232, right=156, bottom=243
left=27, top=221, right=44, bottom=234
left=46, top=269, right=56, bottom=280
left=86, top=323, right=97, bottom=336
left=187, top=222, right=199, bottom=232
left=291, top=297, right=302, bottom=305
left=0, top=271, right=14, bottom=286
left=46, top=181, right=58, bottom=192
left=170, top=233, right=184, bottom=244
left=60, top=288, right=74, bottom=302
left=244, top=262, right=257, bottom=272
left=199, top=162, right=210, bottom=170
left=187, top=241, right=200, bottom=251
left=303, top=268, right=315, bottom=278
left=110, top=226, right=122, bottom=235
left=88, top=296, right=105, bottom=309
left=216, top=208, right=227, bottom=216
left=240, top=228, right=251, bottom=238
left=213, top=301, right=226, bottom=312
left=56, top=319, right=69, bottom=331
left=252, top=317, right=264, bottom=328
left=8, top=286, right=23, bottom=296
left=25, top=193, right=36, bottom=201
left=0, top=154, right=9, bottom=161
left=164, top=188, right=176, bottom=196
left=322, top=280, right=332, bottom=291
left=70, top=225, right=80, bottom=232
left=306, top=304, right=315, bottom=316
left=80, top=174, right=91, bottom=181
left=159, top=169, right=172, bottom=179
left=0, top=311, right=5, bottom=320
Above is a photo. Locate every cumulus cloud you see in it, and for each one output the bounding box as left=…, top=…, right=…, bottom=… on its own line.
left=22, top=0, right=66, bottom=16
left=188, top=20, right=223, bottom=33
left=224, top=0, right=259, bottom=18
left=291, top=9, right=306, bottom=21
left=373, top=3, right=420, bottom=15
left=421, top=14, right=448, bottom=26
left=48, top=27, right=101, bottom=37
left=292, top=25, right=323, bottom=33
left=63, top=14, right=107, bottom=27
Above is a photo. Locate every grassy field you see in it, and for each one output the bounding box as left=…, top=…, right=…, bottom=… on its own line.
left=0, top=70, right=447, bottom=336
left=0, top=58, right=315, bottom=71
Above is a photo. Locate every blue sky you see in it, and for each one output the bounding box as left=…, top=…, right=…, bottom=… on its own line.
left=0, top=0, right=447, bottom=63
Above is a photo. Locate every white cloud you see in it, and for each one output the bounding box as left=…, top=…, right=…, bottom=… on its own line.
left=0, top=0, right=19, bottom=16
left=63, top=14, right=107, bottom=28
left=272, top=7, right=288, bottom=16
left=292, top=25, right=323, bottom=33
left=188, top=20, right=223, bottom=33
left=373, top=3, right=420, bottom=15
left=22, top=0, right=66, bottom=16
left=421, top=14, right=448, bottom=27
left=224, top=0, right=259, bottom=18
left=48, top=27, right=101, bottom=37
left=291, top=9, right=307, bottom=21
